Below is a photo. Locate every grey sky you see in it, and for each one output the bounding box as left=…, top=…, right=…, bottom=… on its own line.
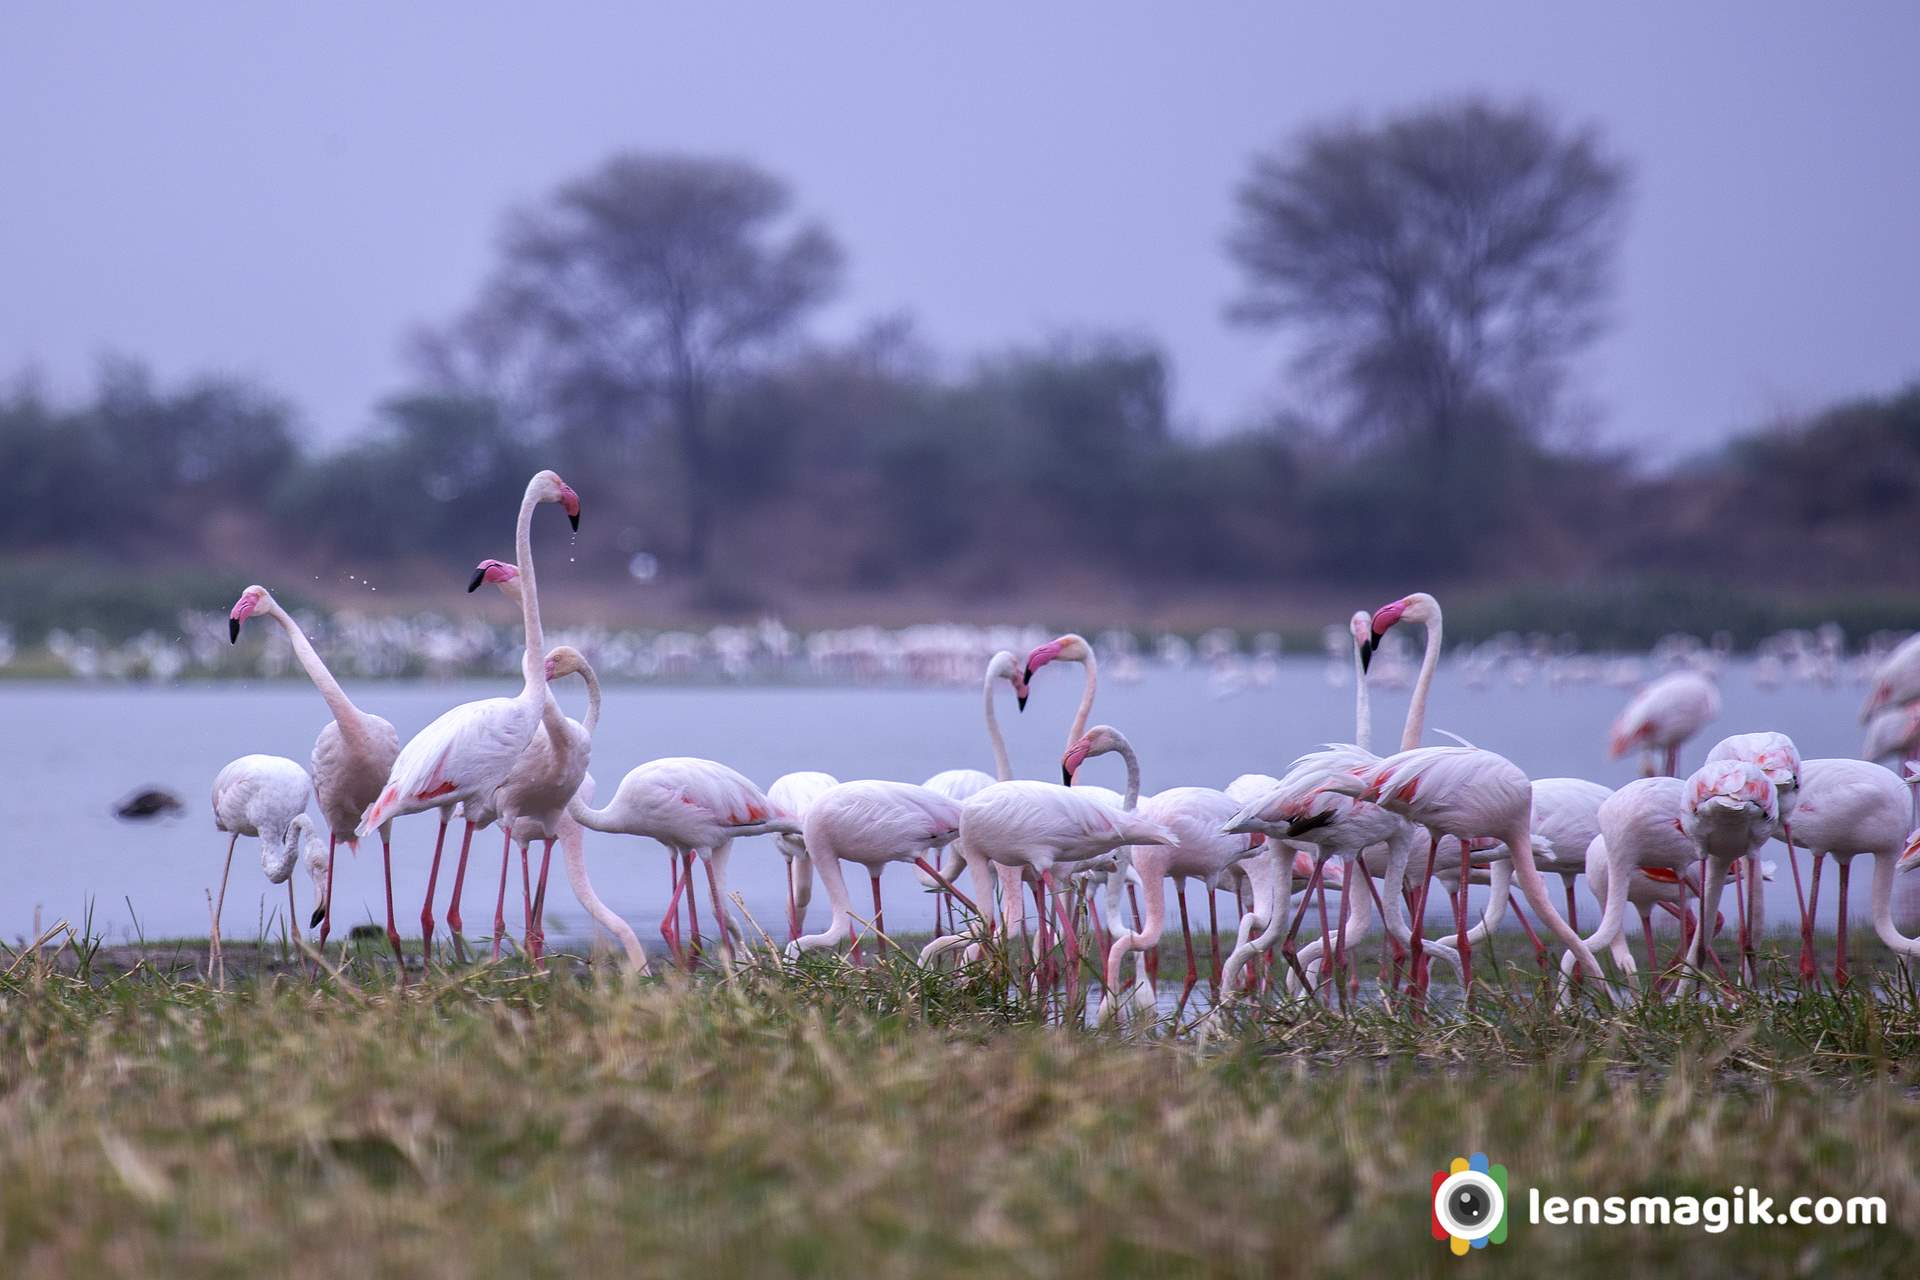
left=4, top=3, right=1916, bottom=462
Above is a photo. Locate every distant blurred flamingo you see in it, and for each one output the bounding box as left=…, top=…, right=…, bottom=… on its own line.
left=1609, top=670, right=1720, bottom=777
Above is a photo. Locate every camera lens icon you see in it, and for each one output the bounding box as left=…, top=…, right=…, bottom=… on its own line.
left=1431, top=1153, right=1508, bottom=1255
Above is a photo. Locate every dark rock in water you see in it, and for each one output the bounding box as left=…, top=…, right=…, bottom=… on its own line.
left=114, top=788, right=185, bottom=822
left=348, top=924, right=386, bottom=942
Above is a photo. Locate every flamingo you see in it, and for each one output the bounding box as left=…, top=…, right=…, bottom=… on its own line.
left=1358, top=592, right=1442, bottom=750
left=1787, top=758, right=1920, bottom=986
left=1529, top=777, right=1613, bottom=935
left=1862, top=702, right=1920, bottom=766
left=1321, top=746, right=1605, bottom=989
left=1860, top=633, right=1920, bottom=722
left=228, top=584, right=400, bottom=954
left=786, top=781, right=967, bottom=959
left=1678, top=759, right=1778, bottom=988
left=957, top=733, right=1171, bottom=995
left=767, top=771, right=839, bottom=941
left=1702, top=731, right=1802, bottom=978
left=1582, top=835, right=1710, bottom=980
left=486, top=642, right=598, bottom=963
left=354, top=470, right=579, bottom=967
left=568, top=758, right=799, bottom=970
left=1609, top=670, right=1721, bottom=777
left=465, top=559, right=595, bottom=961
left=1077, top=730, right=1264, bottom=1019
left=210, top=754, right=327, bottom=979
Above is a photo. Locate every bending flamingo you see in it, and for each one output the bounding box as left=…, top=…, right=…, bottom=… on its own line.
left=1609, top=670, right=1720, bottom=777
left=786, top=781, right=967, bottom=959
left=210, top=754, right=327, bottom=978
left=768, top=771, right=839, bottom=940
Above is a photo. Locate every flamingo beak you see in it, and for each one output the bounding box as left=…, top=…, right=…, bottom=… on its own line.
left=309, top=905, right=326, bottom=928
left=228, top=617, right=241, bottom=643
left=1360, top=633, right=1378, bottom=673
left=1018, top=689, right=1029, bottom=712
left=467, top=565, right=488, bottom=593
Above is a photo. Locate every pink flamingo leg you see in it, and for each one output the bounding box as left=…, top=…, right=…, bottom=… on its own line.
left=1406, top=832, right=1440, bottom=999
left=529, top=837, right=555, bottom=962
left=659, top=855, right=690, bottom=969
left=380, top=831, right=406, bottom=978
left=869, top=870, right=887, bottom=955
left=491, top=829, right=512, bottom=962
left=1641, top=907, right=1662, bottom=980
left=1051, top=882, right=1080, bottom=1002
left=519, top=841, right=534, bottom=956
left=1207, top=887, right=1223, bottom=996
left=446, top=820, right=478, bottom=959
left=1128, top=883, right=1155, bottom=984
left=1804, top=852, right=1825, bottom=984
left=1030, top=876, right=1053, bottom=996
left=1174, top=881, right=1199, bottom=1014
left=786, top=859, right=800, bottom=943
left=683, top=850, right=704, bottom=968
left=418, top=810, right=451, bottom=962
left=1564, top=878, right=1580, bottom=935
left=1453, top=878, right=1473, bottom=1000
left=1835, top=859, right=1852, bottom=989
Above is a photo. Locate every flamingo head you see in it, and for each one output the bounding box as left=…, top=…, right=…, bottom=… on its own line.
left=1360, top=592, right=1438, bottom=671
left=1061, top=722, right=1125, bottom=785
left=1898, top=829, right=1920, bottom=875
left=544, top=645, right=588, bottom=682
left=467, top=559, right=519, bottom=593
left=228, top=585, right=269, bottom=643
left=985, top=650, right=1030, bottom=708
left=1022, top=633, right=1092, bottom=703
left=1681, top=760, right=1777, bottom=840
left=533, top=469, right=582, bottom=530
left=1348, top=610, right=1371, bottom=663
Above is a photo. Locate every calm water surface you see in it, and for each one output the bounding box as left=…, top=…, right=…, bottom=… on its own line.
left=0, top=661, right=1888, bottom=946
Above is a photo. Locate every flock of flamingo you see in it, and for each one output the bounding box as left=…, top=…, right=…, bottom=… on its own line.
left=207, top=468, right=1920, bottom=1012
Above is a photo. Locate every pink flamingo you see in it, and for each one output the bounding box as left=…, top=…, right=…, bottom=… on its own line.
left=568, top=758, right=798, bottom=970
left=209, top=755, right=328, bottom=981
left=918, top=650, right=1028, bottom=933
left=1861, top=633, right=1920, bottom=722
left=768, top=771, right=839, bottom=941
left=228, top=585, right=400, bottom=954
left=1678, top=759, right=1778, bottom=988
left=1790, top=758, right=1920, bottom=986
left=786, top=780, right=968, bottom=959
left=1702, top=732, right=1802, bottom=978
left=354, top=470, right=579, bottom=969
left=958, top=737, right=1172, bottom=995
left=1322, top=745, right=1604, bottom=990
left=1609, top=670, right=1720, bottom=778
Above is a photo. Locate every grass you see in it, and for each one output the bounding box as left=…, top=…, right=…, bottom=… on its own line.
left=0, top=930, right=1916, bottom=1278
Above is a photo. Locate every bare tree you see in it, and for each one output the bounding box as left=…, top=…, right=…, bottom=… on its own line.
left=1227, top=99, right=1626, bottom=464
left=423, top=153, right=843, bottom=571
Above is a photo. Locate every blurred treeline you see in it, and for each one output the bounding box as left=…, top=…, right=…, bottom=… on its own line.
left=3, top=98, right=1918, bottom=642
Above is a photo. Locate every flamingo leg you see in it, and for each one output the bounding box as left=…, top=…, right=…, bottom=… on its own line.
left=869, top=870, right=887, bottom=955
left=1311, top=869, right=1335, bottom=997
left=1453, top=876, right=1473, bottom=1000
left=529, top=837, right=555, bottom=962
left=1835, top=859, right=1852, bottom=989
left=1641, top=906, right=1661, bottom=983
left=1207, top=887, right=1222, bottom=997
left=786, top=858, right=800, bottom=943
left=211, top=832, right=238, bottom=983
left=1031, top=876, right=1053, bottom=996
left=1564, top=878, right=1580, bottom=935
left=1175, top=880, right=1198, bottom=1015
left=518, top=842, right=534, bottom=962
left=491, top=830, right=512, bottom=962
left=1664, top=745, right=1678, bottom=778
left=660, top=853, right=690, bottom=969
left=419, top=810, right=451, bottom=962
left=1053, top=882, right=1080, bottom=1003
left=380, top=831, right=405, bottom=977
left=287, top=879, right=299, bottom=949
left=447, top=820, right=478, bottom=962
left=683, top=850, right=703, bottom=968
left=1407, top=832, right=1440, bottom=999
left=1128, top=883, right=1155, bottom=984
left=1804, top=851, right=1825, bottom=984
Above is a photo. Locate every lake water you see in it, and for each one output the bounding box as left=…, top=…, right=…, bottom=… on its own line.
left=2, top=661, right=1906, bottom=952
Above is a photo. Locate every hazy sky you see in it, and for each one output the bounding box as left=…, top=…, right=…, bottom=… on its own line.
left=4, top=4, right=1917, bottom=461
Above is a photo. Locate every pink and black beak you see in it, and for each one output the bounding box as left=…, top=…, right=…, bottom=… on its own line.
left=1062, top=740, right=1091, bottom=786
left=227, top=594, right=259, bottom=644
left=1360, top=600, right=1407, bottom=674
left=560, top=483, right=581, bottom=532
left=467, top=564, right=489, bottom=593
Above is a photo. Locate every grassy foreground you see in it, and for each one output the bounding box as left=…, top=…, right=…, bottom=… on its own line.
left=0, top=942, right=1916, bottom=1278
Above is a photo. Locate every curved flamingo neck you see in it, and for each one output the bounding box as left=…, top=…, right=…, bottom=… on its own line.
left=1870, top=852, right=1920, bottom=957
left=1066, top=653, right=1099, bottom=749
left=1113, top=738, right=1141, bottom=812
left=513, top=481, right=550, bottom=707
left=261, top=594, right=369, bottom=750
left=575, top=664, right=602, bottom=736
left=1401, top=611, right=1442, bottom=751
left=983, top=667, right=1013, bottom=782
